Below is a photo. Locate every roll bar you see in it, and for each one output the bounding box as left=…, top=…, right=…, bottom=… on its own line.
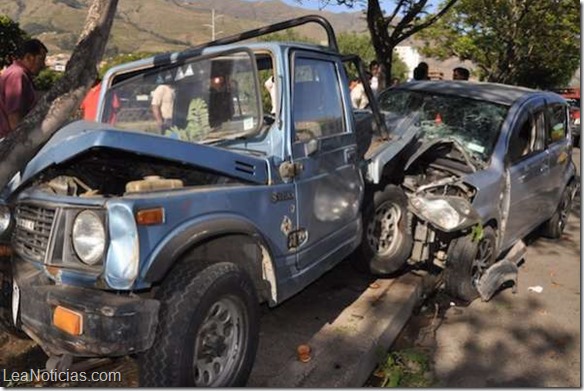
left=189, top=14, right=339, bottom=53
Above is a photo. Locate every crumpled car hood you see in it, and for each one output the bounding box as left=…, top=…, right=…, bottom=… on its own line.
left=404, top=137, right=479, bottom=173
left=13, top=121, right=270, bottom=192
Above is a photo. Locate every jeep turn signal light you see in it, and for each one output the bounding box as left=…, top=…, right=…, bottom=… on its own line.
left=53, top=306, right=83, bottom=336
left=136, top=207, right=165, bottom=225
left=0, top=244, right=12, bottom=257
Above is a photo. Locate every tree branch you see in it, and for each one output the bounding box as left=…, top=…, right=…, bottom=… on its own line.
left=386, top=0, right=406, bottom=28
left=396, top=0, right=458, bottom=43
left=0, top=0, right=119, bottom=189
left=391, top=0, right=427, bottom=42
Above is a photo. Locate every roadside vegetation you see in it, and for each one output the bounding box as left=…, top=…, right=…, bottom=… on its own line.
left=371, top=348, right=434, bottom=387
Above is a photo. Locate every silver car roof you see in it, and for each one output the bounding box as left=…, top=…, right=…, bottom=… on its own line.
left=391, top=80, right=552, bottom=106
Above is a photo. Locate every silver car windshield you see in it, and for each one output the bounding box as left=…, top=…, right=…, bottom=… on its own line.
left=102, top=50, right=262, bottom=144
left=379, top=89, right=509, bottom=161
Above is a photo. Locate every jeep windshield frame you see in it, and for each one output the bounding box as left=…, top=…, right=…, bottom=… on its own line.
left=100, top=48, right=264, bottom=144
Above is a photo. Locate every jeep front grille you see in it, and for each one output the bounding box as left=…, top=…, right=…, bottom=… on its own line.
left=13, top=204, right=56, bottom=262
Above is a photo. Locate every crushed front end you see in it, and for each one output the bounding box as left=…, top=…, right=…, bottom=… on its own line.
left=10, top=195, right=160, bottom=357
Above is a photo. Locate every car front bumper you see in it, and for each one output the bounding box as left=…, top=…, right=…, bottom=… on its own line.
left=12, top=257, right=160, bottom=357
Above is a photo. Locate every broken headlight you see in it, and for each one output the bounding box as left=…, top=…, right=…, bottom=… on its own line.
left=72, top=210, right=106, bottom=265
left=409, top=195, right=481, bottom=232
left=104, top=203, right=139, bottom=290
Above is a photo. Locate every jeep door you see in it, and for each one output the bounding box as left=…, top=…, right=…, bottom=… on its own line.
left=504, top=98, right=550, bottom=247
left=290, top=51, right=363, bottom=270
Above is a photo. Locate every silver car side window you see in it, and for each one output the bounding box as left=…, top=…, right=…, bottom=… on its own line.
left=508, top=109, right=545, bottom=163
left=546, top=103, right=568, bottom=143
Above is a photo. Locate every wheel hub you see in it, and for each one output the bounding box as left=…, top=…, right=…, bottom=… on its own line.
left=193, top=297, right=245, bottom=386
left=366, top=202, right=400, bottom=254
left=558, top=190, right=571, bottom=231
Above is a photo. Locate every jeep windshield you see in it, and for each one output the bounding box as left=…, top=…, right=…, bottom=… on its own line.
left=101, top=49, right=263, bottom=144
left=379, top=89, right=508, bottom=162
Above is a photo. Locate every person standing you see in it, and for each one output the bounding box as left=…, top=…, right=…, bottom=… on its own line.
left=350, top=78, right=369, bottom=109
left=369, top=60, right=380, bottom=96
left=151, top=83, right=176, bottom=132
left=452, top=67, right=470, bottom=80
left=0, top=39, right=48, bottom=137
left=80, top=78, right=120, bottom=124
left=413, top=62, right=430, bottom=80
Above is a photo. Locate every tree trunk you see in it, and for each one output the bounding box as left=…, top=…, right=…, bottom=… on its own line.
left=0, top=0, right=119, bottom=190
left=366, top=0, right=391, bottom=90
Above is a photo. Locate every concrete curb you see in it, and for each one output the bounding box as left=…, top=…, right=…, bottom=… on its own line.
left=266, top=273, right=424, bottom=387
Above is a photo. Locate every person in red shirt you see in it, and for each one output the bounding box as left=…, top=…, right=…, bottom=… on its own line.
left=80, top=78, right=120, bottom=124
left=0, top=39, right=48, bottom=137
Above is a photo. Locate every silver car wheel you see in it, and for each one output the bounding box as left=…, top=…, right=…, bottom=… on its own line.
left=558, top=190, right=572, bottom=231
left=366, top=201, right=401, bottom=255
left=193, top=296, right=246, bottom=386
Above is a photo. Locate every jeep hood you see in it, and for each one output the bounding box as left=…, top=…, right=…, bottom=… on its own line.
left=13, top=121, right=270, bottom=192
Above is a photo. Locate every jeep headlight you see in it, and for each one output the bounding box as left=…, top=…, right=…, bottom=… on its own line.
left=72, top=210, right=106, bottom=265
left=0, top=205, right=11, bottom=235
left=410, top=196, right=480, bottom=232
left=105, top=203, right=139, bottom=290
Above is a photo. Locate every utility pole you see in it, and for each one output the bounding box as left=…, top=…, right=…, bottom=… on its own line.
left=204, top=9, right=223, bottom=40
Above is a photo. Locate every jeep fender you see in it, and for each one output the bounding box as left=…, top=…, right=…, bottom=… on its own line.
left=142, top=214, right=278, bottom=304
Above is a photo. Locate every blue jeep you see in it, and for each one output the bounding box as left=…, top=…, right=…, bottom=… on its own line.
left=4, top=16, right=409, bottom=386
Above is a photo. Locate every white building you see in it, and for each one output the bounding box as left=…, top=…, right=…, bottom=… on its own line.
left=394, top=46, right=420, bottom=80
left=46, top=54, right=70, bottom=73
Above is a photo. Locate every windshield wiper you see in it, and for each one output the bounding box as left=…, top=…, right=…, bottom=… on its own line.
left=200, top=135, right=248, bottom=145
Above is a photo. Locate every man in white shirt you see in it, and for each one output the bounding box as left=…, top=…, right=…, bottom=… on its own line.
left=350, top=79, right=369, bottom=109
left=264, top=75, right=276, bottom=115
left=151, top=83, right=176, bottom=131
left=369, top=60, right=380, bottom=96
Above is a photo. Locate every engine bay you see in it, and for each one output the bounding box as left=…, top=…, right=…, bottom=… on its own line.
left=28, top=149, right=240, bottom=197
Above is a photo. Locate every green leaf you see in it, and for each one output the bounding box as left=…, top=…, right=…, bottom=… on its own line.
left=419, top=0, right=579, bottom=88
left=471, top=223, right=484, bottom=242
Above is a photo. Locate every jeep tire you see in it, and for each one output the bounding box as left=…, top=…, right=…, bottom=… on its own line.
left=444, top=226, right=497, bottom=302
left=140, top=262, right=260, bottom=387
left=356, top=184, right=413, bottom=275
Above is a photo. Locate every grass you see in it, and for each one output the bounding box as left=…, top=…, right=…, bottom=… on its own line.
left=372, top=348, right=434, bottom=387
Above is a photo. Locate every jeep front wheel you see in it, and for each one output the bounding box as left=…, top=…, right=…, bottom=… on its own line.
left=140, top=262, right=259, bottom=387
left=356, top=184, right=413, bottom=275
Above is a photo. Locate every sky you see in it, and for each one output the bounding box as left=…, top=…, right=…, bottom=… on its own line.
left=282, top=0, right=364, bottom=13
left=259, top=0, right=438, bottom=14
left=248, top=0, right=366, bottom=13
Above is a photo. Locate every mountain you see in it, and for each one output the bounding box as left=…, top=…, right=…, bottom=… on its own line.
left=0, top=0, right=366, bottom=56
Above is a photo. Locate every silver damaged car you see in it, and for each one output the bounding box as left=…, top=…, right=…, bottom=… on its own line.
left=365, top=81, right=578, bottom=301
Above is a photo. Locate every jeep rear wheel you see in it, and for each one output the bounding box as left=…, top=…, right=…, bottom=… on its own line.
left=140, top=262, right=259, bottom=387
left=355, top=185, right=413, bottom=275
